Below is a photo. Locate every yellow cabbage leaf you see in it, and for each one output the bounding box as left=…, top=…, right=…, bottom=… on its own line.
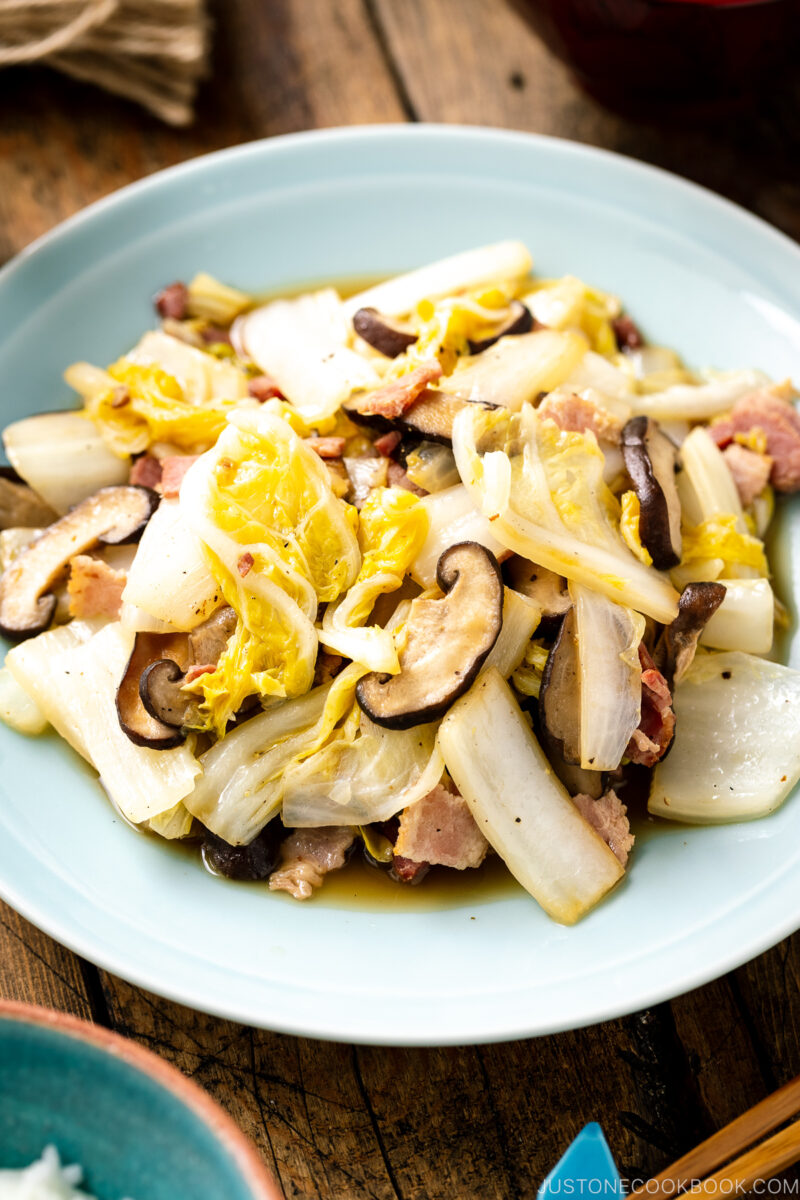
left=523, top=275, right=619, bottom=356
left=451, top=403, right=679, bottom=623
left=389, top=291, right=513, bottom=378
left=71, top=360, right=244, bottom=457
left=179, top=408, right=361, bottom=735
left=319, top=487, right=429, bottom=672
left=619, top=490, right=653, bottom=567
left=681, top=515, right=768, bottom=575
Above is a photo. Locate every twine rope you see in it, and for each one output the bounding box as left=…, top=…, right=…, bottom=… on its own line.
left=0, top=0, right=209, bottom=124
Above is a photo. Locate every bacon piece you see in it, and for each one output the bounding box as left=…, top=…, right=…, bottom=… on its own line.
left=160, top=455, right=200, bottom=499
left=129, top=454, right=162, bottom=489
left=386, top=460, right=427, bottom=496
left=722, top=443, right=772, bottom=506
left=357, top=360, right=443, bottom=420
left=709, top=385, right=800, bottom=492
left=626, top=644, right=675, bottom=767
left=237, top=552, right=254, bottom=577
left=391, top=856, right=431, bottom=885
left=572, top=788, right=634, bottom=867
left=612, top=315, right=644, bottom=351
left=537, top=391, right=623, bottom=444
left=268, top=827, right=354, bottom=900
left=154, top=281, right=188, bottom=320
left=394, top=784, right=488, bottom=870
left=200, top=324, right=233, bottom=346
left=305, top=436, right=346, bottom=459
left=185, top=663, right=215, bottom=684
left=67, top=555, right=126, bottom=620
left=248, top=374, right=285, bottom=402
left=374, top=431, right=402, bottom=457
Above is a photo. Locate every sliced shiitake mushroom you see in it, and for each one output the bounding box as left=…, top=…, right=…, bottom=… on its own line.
left=352, top=307, right=416, bottom=357
left=653, top=581, right=726, bottom=687
left=188, top=604, right=237, bottom=664
left=504, top=556, right=571, bottom=620
left=536, top=610, right=604, bottom=796
left=356, top=541, right=504, bottom=729
left=0, top=467, right=58, bottom=531
left=0, top=485, right=158, bottom=639
left=117, top=632, right=190, bottom=749
left=467, top=301, right=534, bottom=354
left=344, top=389, right=495, bottom=446
left=202, top=820, right=283, bottom=881
left=139, top=606, right=237, bottom=730
left=538, top=606, right=581, bottom=766
left=621, top=416, right=682, bottom=570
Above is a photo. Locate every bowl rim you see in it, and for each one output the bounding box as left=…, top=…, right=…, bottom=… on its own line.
left=1, top=123, right=800, bottom=1045
left=0, top=999, right=282, bottom=1199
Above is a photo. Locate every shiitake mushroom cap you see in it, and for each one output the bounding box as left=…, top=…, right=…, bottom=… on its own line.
left=356, top=541, right=504, bottom=730
left=0, top=485, right=158, bottom=639
left=621, top=416, right=682, bottom=570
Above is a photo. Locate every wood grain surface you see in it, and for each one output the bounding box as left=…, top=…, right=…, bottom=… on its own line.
left=1, top=2, right=800, bottom=1196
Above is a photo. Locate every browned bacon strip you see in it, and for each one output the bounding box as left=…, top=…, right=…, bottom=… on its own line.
left=160, top=455, right=200, bottom=499
left=268, top=827, right=355, bottom=900
left=357, top=361, right=443, bottom=420
left=67, top=555, right=126, bottom=620
left=572, top=789, right=634, bottom=866
left=710, top=385, right=800, bottom=492
left=626, top=644, right=675, bottom=767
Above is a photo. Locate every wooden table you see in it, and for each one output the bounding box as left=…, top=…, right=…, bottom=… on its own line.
left=2, top=2, right=800, bottom=1195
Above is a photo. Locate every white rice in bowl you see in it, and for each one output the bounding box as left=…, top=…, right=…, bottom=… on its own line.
left=0, top=1146, right=132, bottom=1200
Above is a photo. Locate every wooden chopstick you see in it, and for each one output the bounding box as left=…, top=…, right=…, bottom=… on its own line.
left=632, top=1073, right=800, bottom=1200
left=687, top=1114, right=800, bottom=1196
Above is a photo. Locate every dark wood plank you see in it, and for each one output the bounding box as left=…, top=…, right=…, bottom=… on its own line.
left=0, top=905, right=93, bottom=1020
left=0, top=0, right=405, bottom=266
left=734, top=932, right=800, bottom=1086
left=370, top=0, right=800, bottom=240
left=669, top=978, right=770, bottom=1133
left=98, top=974, right=402, bottom=1200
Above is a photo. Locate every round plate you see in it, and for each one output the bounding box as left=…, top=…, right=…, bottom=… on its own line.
left=1, top=126, right=799, bottom=1045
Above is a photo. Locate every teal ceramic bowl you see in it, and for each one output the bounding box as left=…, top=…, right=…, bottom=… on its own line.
left=0, top=1002, right=280, bottom=1199
left=1, top=127, right=800, bottom=1045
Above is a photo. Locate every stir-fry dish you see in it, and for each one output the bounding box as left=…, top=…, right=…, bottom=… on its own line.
left=2, top=241, right=800, bottom=924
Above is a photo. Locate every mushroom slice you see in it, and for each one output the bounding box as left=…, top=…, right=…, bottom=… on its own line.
left=621, top=416, right=682, bottom=569
left=117, top=631, right=190, bottom=749
left=188, top=604, right=237, bottom=663
left=352, top=307, right=416, bottom=357
left=467, top=301, right=534, bottom=355
left=344, top=390, right=493, bottom=446
left=0, top=485, right=158, bottom=640
left=139, top=660, right=204, bottom=730
left=653, top=581, right=726, bottom=687
left=538, top=607, right=581, bottom=766
left=0, top=468, right=58, bottom=531
left=505, top=556, right=571, bottom=620
left=140, top=605, right=237, bottom=729
left=356, top=541, right=504, bottom=729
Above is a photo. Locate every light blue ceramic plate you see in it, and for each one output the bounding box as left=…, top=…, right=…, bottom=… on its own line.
left=1, top=127, right=800, bottom=1046
left=0, top=1001, right=280, bottom=1198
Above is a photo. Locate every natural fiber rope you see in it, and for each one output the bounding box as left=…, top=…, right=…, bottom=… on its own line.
left=0, top=0, right=209, bottom=124
left=0, top=0, right=115, bottom=64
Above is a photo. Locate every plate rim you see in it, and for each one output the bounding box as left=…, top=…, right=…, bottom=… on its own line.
left=2, top=123, right=800, bottom=1045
